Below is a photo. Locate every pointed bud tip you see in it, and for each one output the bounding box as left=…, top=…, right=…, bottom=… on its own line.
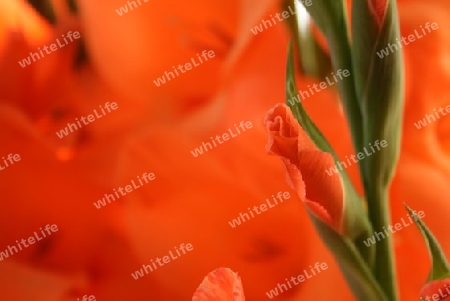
left=369, top=0, right=389, bottom=25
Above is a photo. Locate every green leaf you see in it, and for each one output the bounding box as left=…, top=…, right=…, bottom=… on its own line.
left=285, top=42, right=332, bottom=154
left=294, top=0, right=364, bottom=157
left=307, top=212, right=387, bottom=301
left=405, top=205, right=450, bottom=281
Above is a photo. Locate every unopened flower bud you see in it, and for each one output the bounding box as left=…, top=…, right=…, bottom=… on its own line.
left=420, top=279, right=450, bottom=301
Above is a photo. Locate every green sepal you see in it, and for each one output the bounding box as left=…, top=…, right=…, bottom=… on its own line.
left=405, top=205, right=450, bottom=281
left=307, top=211, right=387, bottom=301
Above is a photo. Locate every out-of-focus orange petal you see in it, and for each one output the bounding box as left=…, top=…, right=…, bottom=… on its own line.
left=0, top=0, right=51, bottom=50
left=117, top=123, right=313, bottom=300
left=192, top=268, right=245, bottom=301
left=264, top=104, right=344, bottom=232
left=77, top=0, right=238, bottom=103
left=0, top=0, right=82, bottom=123
left=0, top=261, right=79, bottom=301
left=398, top=1, right=450, bottom=171
left=221, top=20, right=289, bottom=127
left=0, top=104, right=118, bottom=275
left=224, top=0, right=279, bottom=72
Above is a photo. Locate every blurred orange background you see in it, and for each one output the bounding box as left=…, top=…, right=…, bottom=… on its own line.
left=1, top=0, right=450, bottom=300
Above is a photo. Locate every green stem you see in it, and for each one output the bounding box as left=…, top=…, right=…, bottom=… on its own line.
left=366, top=186, right=398, bottom=301
left=327, top=17, right=365, bottom=159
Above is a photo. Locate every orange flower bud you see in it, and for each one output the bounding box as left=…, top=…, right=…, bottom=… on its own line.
left=420, top=279, right=450, bottom=300
left=265, top=104, right=344, bottom=233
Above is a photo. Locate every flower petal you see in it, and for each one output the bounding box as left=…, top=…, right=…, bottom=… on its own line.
left=265, top=104, right=344, bottom=231
left=192, top=268, right=245, bottom=301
